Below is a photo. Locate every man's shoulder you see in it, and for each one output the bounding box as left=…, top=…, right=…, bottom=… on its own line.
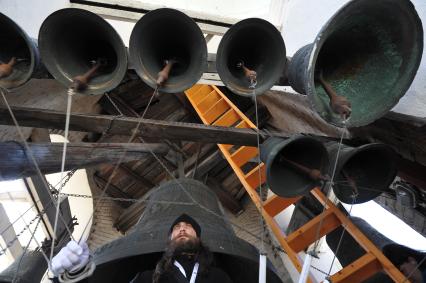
left=204, top=266, right=232, bottom=282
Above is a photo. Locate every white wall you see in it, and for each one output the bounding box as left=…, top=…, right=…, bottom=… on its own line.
left=281, top=0, right=426, bottom=118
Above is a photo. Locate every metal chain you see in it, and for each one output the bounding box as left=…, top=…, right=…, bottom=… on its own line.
left=0, top=199, right=57, bottom=257
left=0, top=215, right=41, bottom=256
left=49, top=169, right=78, bottom=197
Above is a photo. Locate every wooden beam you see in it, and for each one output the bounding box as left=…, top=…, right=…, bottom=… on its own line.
left=0, top=106, right=289, bottom=146
left=0, top=142, right=168, bottom=181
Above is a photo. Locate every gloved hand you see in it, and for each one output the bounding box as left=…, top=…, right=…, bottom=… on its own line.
left=50, top=241, right=90, bottom=276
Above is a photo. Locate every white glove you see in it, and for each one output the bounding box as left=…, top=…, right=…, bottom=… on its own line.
left=51, top=241, right=90, bottom=276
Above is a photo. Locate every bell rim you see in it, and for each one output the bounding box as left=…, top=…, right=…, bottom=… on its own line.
left=38, top=8, right=128, bottom=95
left=216, top=17, right=286, bottom=97
left=0, top=12, right=38, bottom=89
left=330, top=142, right=397, bottom=204
left=129, top=8, right=207, bottom=93
left=305, top=0, right=423, bottom=128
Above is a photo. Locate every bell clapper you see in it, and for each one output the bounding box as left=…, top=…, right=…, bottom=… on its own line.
left=280, top=157, right=329, bottom=182
left=156, top=59, right=177, bottom=87
left=317, top=71, right=351, bottom=119
left=71, top=58, right=106, bottom=91
left=341, top=170, right=359, bottom=199
left=0, top=57, right=17, bottom=78
left=236, top=61, right=257, bottom=88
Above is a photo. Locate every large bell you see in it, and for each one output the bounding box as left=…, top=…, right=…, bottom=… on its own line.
left=216, top=18, right=286, bottom=97
left=86, top=178, right=282, bottom=282
left=260, top=136, right=329, bottom=198
left=129, top=8, right=207, bottom=93
left=38, top=8, right=128, bottom=95
left=0, top=13, right=47, bottom=89
left=326, top=142, right=397, bottom=204
left=287, top=0, right=423, bottom=127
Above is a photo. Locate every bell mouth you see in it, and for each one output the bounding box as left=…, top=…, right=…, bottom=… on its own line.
left=0, top=13, right=36, bottom=89
left=333, top=143, right=397, bottom=204
left=39, top=8, right=128, bottom=95
left=262, top=136, right=329, bottom=198
left=129, top=8, right=207, bottom=93
left=308, top=0, right=423, bottom=127
left=217, top=18, right=286, bottom=97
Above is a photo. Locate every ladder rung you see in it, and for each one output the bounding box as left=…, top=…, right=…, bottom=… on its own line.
left=219, top=144, right=233, bottom=151
left=244, top=163, right=266, bottom=189
left=190, top=85, right=213, bottom=104
left=213, top=109, right=240, bottom=127
left=197, top=90, right=221, bottom=113
left=330, top=253, right=382, bottom=283
left=186, top=84, right=203, bottom=96
left=236, top=120, right=250, bottom=129
left=287, top=209, right=341, bottom=253
left=230, top=146, right=259, bottom=167
left=204, top=98, right=231, bottom=124
left=263, top=195, right=301, bottom=217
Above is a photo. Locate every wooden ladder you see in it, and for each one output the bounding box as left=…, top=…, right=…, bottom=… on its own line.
left=184, top=84, right=407, bottom=283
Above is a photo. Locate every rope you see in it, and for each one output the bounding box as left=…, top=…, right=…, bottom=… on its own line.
left=50, top=87, right=75, bottom=262
left=0, top=87, right=75, bottom=242
left=77, top=87, right=158, bottom=244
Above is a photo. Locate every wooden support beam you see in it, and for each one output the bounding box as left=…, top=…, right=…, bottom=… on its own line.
left=263, top=195, right=301, bottom=217
left=0, top=142, right=168, bottom=181
left=330, top=253, right=382, bottom=283
left=0, top=106, right=289, bottom=146
left=118, top=165, right=154, bottom=189
left=286, top=209, right=341, bottom=253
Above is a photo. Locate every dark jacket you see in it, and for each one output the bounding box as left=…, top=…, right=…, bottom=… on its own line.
left=130, top=264, right=233, bottom=283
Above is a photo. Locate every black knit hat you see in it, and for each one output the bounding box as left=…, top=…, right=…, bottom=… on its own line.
left=169, top=213, right=201, bottom=237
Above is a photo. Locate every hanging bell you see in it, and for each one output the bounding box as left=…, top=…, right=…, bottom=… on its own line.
left=287, top=0, right=423, bottom=127
left=216, top=18, right=286, bottom=97
left=86, top=178, right=282, bottom=282
left=260, top=136, right=330, bottom=198
left=129, top=8, right=207, bottom=93
left=0, top=13, right=47, bottom=89
left=326, top=142, right=397, bottom=204
left=38, top=8, right=128, bottom=95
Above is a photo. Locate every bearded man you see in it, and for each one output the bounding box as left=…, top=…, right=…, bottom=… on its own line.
left=51, top=214, right=233, bottom=283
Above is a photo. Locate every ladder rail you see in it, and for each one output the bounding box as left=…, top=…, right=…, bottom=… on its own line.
left=184, top=84, right=408, bottom=283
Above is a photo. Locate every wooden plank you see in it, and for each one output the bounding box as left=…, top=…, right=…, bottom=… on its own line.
left=204, top=98, right=230, bottom=124
left=310, top=188, right=407, bottom=282
left=0, top=106, right=289, bottom=146
left=197, top=90, right=221, bottom=113
left=213, top=109, right=240, bottom=127
left=244, top=163, right=266, bottom=189
left=230, top=146, right=259, bottom=167
left=286, top=209, right=341, bottom=253
left=330, top=253, right=382, bottom=283
left=0, top=142, right=168, bottom=181
left=263, top=195, right=301, bottom=217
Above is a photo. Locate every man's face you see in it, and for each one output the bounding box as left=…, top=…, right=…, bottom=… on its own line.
left=170, top=221, right=197, bottom=243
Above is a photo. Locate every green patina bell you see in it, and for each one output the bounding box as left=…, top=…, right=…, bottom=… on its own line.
left=288, top=0, right=423, bottom=127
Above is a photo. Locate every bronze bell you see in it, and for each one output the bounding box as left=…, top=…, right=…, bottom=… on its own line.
left=216, top=18, right=286, bottom=97
left=0, top=13, right=48, bottom=89
left=38, top=8, right=128, bottom=95
left=87, top=178, right=282, bottom=282
left=260, top=136, right=330, bottom=198
left=129, top=8, right=207, bottom=93
left=326, top=142, right=397, bottom=204
left=287, top=0, right=423, bottom=127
